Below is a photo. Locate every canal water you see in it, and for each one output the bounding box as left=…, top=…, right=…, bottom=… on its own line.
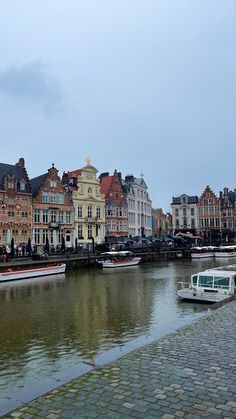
left=0, top=258, right=229, bottom=397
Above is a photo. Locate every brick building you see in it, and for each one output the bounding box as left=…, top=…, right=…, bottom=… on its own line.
left=0, top=158, right=32, bottom=246
left=198, top=186, right=221, bottom=244
left=100, top=170, right=128, bottom=240
left=30, top=164, right=74, bottom=249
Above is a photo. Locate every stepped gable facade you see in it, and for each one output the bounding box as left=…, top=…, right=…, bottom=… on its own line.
left=30, top=164, right=74, bottom=249
left=100, top=170, right=128, bottom=239
left=198, top=185, right=221, bottom=243
left=0, top=157, right=32, bottom=245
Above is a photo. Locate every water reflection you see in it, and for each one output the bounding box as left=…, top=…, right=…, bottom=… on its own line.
left=0, top=258, right=229, bottom=395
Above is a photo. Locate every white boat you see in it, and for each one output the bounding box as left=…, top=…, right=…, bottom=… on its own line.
left=191, top=246, right=215, bottom=259
left=98, top=251, right=141, bottom=268
left=214, top=245, right=236, bottom=259
left=0, top=264, right=66, bottom=282
left=177, top=264, right=236, bottom=303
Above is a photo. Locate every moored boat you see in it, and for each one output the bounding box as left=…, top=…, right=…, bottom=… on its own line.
left=98, top=251, right=141, bottom=268
left=0, top=264, right=66, bottom=282
left=177, top=264, right=236, bottom=303
left=191, top=246, right=215, bottom=259
left=214, top=245, right=236, bottom=259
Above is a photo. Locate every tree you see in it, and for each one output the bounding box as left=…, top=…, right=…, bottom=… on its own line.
left=44, top=237, right=50, bottom=254
left=61, top=236, right=66, bottom=253
left=10, top=238, right=15, bottom=257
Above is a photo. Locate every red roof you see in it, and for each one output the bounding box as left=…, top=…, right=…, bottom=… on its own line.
left=100, top=176, right=113, bottom=195
left=68, top=169, right=81, bottom=177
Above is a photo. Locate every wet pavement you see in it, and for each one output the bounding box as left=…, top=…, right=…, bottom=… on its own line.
left=2, top=300, right=236, bottom=418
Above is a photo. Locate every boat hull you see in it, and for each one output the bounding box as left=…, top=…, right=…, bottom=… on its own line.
left=191, top=252, right=214, bottom=259
left=214, top=252, right=236, bottom=259
left=100, top=258, right=141, bottom=268
left=0, top=264, right=66, bottom=282
left=177, top=288, right=231, bottom=303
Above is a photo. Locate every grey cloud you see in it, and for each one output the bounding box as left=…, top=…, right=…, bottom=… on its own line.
left=0, top=61, right=63, bottom=114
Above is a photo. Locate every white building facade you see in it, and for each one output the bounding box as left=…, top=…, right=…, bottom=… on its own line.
left=171, top=194, right=199, bottom=235
left=124, top=174, right=152, bottom=237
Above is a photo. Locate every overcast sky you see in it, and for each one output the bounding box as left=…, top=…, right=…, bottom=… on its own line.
left=0, top=0, right=235, bottom=211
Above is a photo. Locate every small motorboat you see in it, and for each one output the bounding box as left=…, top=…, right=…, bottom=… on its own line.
left=97, top=251, right=141, bottom=268
left=190, top=246, right=215, bottom=259
left=214, top=245, right=236, bottom=259
left=177, top=264, right=236, bottom=303
left=0, top=264, right=66, bottom=282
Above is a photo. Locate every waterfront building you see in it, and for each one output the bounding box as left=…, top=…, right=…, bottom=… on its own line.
left=152, top=208, right=169, bottom=237
left=0, top=158, right=32, bottom=246
left=219, top=187, right=236, bottom=243
left=64, top=158, right=106, bottom=246
left=171, top=194, right=199, bottom=235
left=31, top=164, right=74, bottom=249
left=100, top=170, right=128, bottom=240
left=123, top=174, right=152, bottom=237
left=198, top=185, right=221, bottom=244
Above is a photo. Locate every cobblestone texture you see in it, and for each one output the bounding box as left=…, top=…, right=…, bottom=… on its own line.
left=4, top=301, right=236, bottom=418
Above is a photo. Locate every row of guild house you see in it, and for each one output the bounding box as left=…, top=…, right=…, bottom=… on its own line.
left=0, top=157, right=153, bottom=250
left=171, top=186, right=236, bottom=244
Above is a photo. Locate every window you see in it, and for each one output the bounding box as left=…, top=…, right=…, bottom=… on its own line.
left=57, top=193, right=64, bottom=204
left=66, top=211, right=71, bottom=224
left=12, top=230, right=18, bottom=239
left=192, top=275, right=198, bottom=285
left=175, top=208, right=179, bottom=216
left=8, top=181, right=14, bottom=189
left=88, top=187, right=92, bottom=195
left=42, top=192, right=48, bottom=203
left=21, top=211, right=28, bottom=219
left=50, top=192, right=56, bottom=203
left=42, top=210, right=48, bottom=223
left=58, top=229, right=63, bottom=244
left=34, top=209, right=40, bottom=223
left=183, top=217, right=187, bottom=227
left=191, top=208, right=195, bottom=216
left=198, top=275, right=213, bottom=287
left=88, top=224, right=93, bottom=239
left=20, top=181, right=25, bottom=191
left=8, top=198, right=15, bottom=205
left=35, top=229, right=40, bottom=244
left=88, top=205, right=92, bottom=218
left=213, top=276, right=229, bottom=289
left=42, top=229, right=48, bottom=244
left=78, top=224, right=83, bottom=238
left=96, top=207, right=101, bottom=219
left=78, top=206, right=83, bottom=218
left=20, top=198, right=28, bottom=205
left=50, top=180, right=57, bottom=188
left=59, top=211, right=64, bottom=224
left=21, top=230, right=27, bottom=241
left=191, top=218, right=195, bottom=227
left=51, top=210, right=56, bottom=223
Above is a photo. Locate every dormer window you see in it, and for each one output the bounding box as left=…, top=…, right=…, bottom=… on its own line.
left=20, top=181, right=26, bottom=191
left=182, top=196, right=187, bottom=204
left=8, top=181, right=14, bottom=189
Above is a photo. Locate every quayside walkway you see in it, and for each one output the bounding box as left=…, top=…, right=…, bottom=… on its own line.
left=3, top=301, right=236, bottom=418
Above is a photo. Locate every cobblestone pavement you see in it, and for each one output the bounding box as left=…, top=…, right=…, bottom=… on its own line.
left=4, top=301, right=236, bottom=418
